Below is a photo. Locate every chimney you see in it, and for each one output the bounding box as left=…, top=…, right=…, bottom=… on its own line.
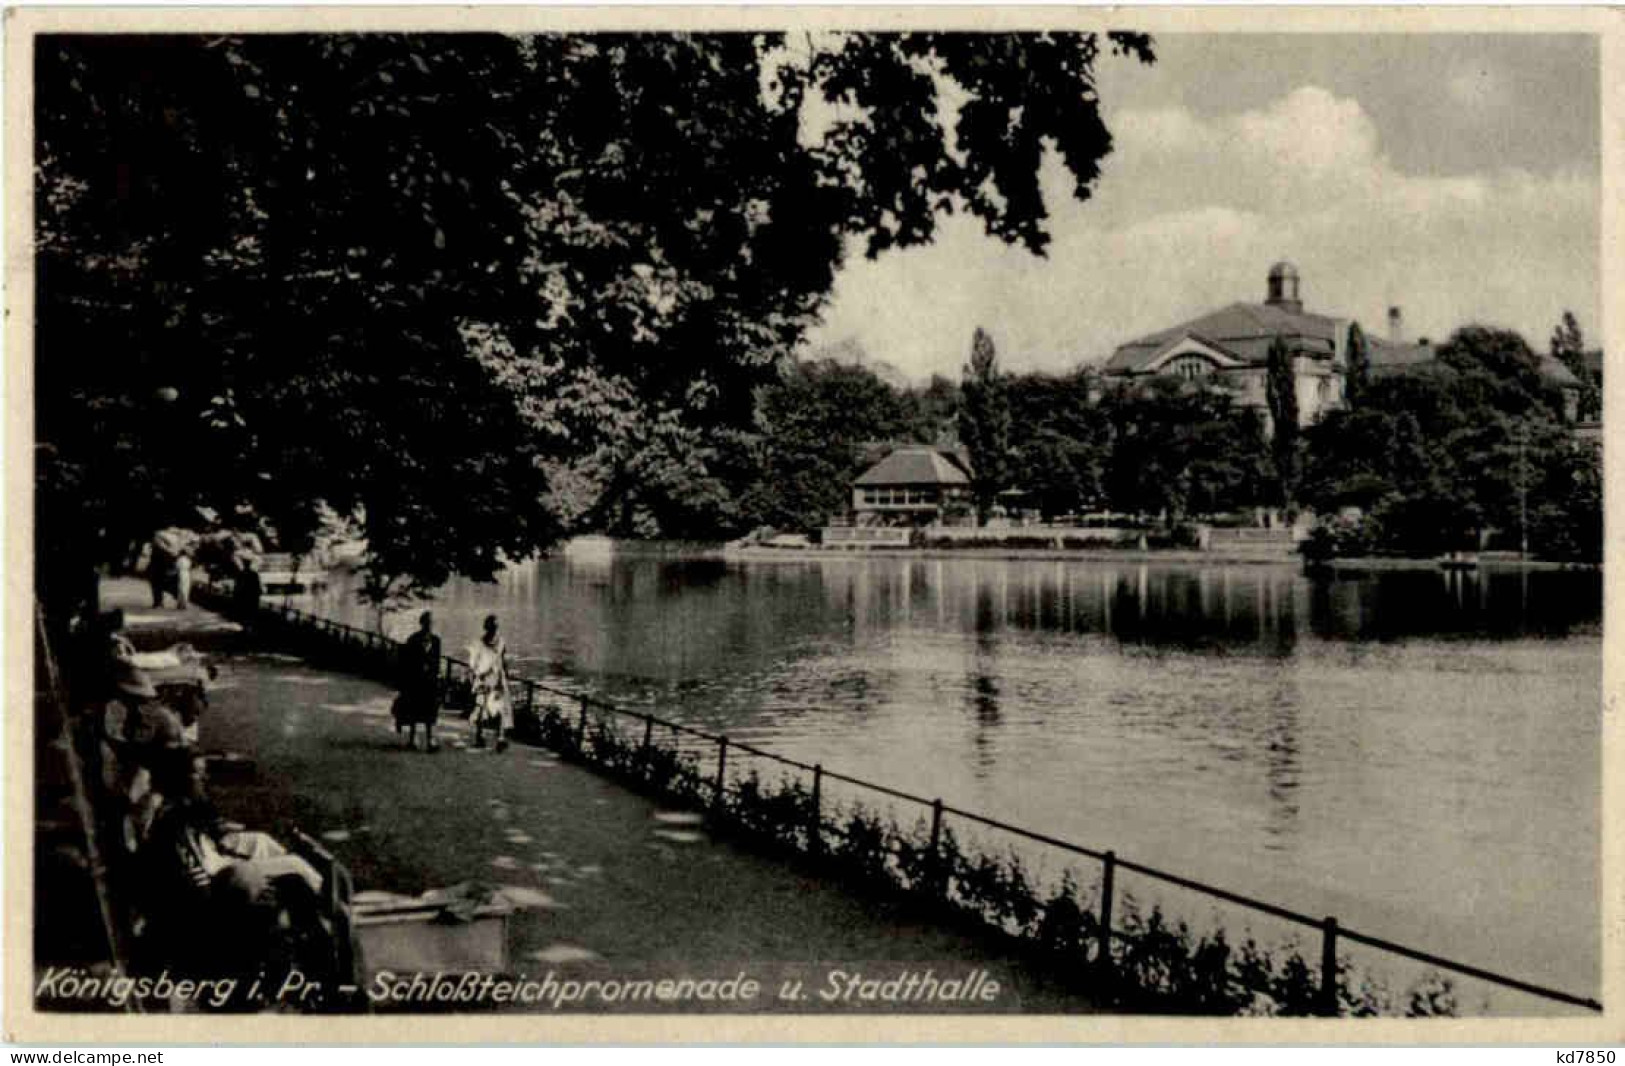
left=1388, top=306, right=1404, bottom=344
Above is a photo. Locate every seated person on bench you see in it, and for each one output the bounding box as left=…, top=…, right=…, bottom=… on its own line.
left=132, top=746, right=326, bottom=981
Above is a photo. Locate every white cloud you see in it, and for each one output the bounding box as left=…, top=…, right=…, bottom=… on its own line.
left=807, top=86, right=1599, bottom=379
left=1235, top=86, right=1382, bottom=175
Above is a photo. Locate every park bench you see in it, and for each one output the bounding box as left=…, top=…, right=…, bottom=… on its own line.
left=256, top=553, right=328, bottom=594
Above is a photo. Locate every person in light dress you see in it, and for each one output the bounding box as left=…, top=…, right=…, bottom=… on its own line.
left=467, top=614, right=511, bottom=752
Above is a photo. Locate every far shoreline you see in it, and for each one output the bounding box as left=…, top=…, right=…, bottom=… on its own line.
left=707, top=544, right=1600, bottom=571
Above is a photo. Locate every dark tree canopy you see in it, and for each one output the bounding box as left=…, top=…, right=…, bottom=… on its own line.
left=903, top=374, right=962, bottom=448
left=957, top=327, right=1013, bottom=523
left=740, top=359, right=919, bottom=533
left=1344, top=320, right=1371, bottom=409
left=1550, top=310, right=1600, bottom=422
left=1301, top=327, right=1598, bottom=560
left=1550, top=311, right=1586, bottom=375
left=1265, top=334, right=1300, bottom=507
left=1006, top=370, right=1108, bottom=519
left=35, top=31, right=1155, bottom=599
left=1098, top=377, right=1269, bottom=524
left=1435, top=326, right=1561, bottom=419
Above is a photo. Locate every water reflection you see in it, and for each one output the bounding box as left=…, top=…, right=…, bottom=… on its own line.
left=1302, top=566, right=1598, bottom=642
left=358, top=558, right=1601, bottom=677
left=967, top=595, right=1002, bottom=780
left=308, top=554, right=1601, bottom=999
left=1262, top=685, right=1301, bottom=847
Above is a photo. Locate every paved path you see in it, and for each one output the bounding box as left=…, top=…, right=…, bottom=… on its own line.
left=107, top=580, right=1099, bottom=1014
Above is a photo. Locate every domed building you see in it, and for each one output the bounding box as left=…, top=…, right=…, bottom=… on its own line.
left=1099, top=262, right=1587, bottom=428
left=1100, top=262, right=1349, bottom=428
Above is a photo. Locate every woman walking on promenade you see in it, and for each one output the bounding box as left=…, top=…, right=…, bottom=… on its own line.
left=395, top=611, right=442, bottom=752
left=468, top=614, right=511, bottom=752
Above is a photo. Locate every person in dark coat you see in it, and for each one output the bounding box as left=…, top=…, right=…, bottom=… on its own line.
left=148, top=543, right=174, bottom=609
left=394, top=611, right=443, bottom=752
left=233, top=559, right=263, bottom=621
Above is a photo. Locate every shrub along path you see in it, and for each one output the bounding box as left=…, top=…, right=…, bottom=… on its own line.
left=106, top=579, right=1101, bottom=1015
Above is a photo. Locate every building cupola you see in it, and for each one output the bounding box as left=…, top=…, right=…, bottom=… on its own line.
left=1266, top=261, right=1302, bottom=313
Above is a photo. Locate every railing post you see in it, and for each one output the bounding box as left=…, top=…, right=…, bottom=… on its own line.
left=1319, top=916, right=1340, bottom=1017
left=809, top=764, right=823, bottom=855
left=929, top=799, right=945, bottom=897
left=714, top=737, right=729, bottom=812
left=1097, top=850, right=1116, bottom=975
left=576, top=699, right=589, bottom=753
left=641, top=715, right=654, bottom=775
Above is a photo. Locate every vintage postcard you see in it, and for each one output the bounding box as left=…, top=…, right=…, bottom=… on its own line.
left=5, top=4, right=1621, bottom=1046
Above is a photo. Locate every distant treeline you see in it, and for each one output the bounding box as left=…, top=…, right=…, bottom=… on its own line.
left=728, top=322, right=1599, bottom=563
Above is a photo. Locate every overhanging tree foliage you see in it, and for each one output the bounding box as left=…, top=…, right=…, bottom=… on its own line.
left=35, top=31, right=1156, bottom=605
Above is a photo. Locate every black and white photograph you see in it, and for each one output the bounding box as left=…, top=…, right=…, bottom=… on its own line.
left=8, top=6, right=1618, bottom=1043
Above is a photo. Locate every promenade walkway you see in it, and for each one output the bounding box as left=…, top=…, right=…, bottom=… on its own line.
left=101, top=579, right=1098, bottom=1014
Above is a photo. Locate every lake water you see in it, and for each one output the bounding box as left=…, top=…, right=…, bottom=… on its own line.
left=307, top=553, right=1602, bottom=1011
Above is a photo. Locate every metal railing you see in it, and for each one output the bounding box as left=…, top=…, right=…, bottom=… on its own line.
left=228, top=594, right=1602, bottom=1016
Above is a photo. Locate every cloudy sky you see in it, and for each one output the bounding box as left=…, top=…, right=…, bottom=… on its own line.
left=805, top=34, right=1601, bottom=380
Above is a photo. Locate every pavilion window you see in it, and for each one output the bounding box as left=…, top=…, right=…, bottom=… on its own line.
left=1168, top=355, right=1211, bottom=381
